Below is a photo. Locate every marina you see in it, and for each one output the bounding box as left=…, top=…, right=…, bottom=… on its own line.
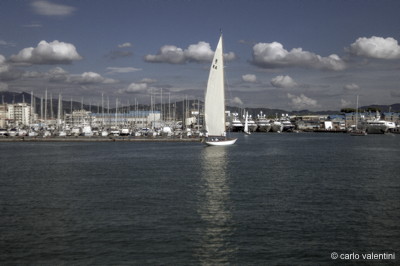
left=2, top=0, right=400, bottom=264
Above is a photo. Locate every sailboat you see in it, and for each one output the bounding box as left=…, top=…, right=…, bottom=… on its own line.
left=204, top=34, right=237, bottom=146
left=244, top=111, right=251, bottom=135
left=350, top=95, right=367, bottom=136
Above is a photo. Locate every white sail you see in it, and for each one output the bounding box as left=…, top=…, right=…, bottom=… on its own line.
left=204, top=34, right=237, bottom=146
left=205, top=35, right=226, bottom=137
left=244, top=111, right=251, bottom=135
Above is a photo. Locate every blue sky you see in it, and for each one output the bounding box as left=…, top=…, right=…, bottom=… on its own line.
left=1, top=0, right=400, bottom=110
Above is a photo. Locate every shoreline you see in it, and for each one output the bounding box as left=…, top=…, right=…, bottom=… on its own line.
left=0, top=136, right=202, bottom=142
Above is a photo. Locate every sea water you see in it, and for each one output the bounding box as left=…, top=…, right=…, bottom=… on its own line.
left=1, top=133, right=399, bottom=264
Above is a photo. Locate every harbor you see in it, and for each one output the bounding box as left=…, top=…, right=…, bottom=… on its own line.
left=0, top=135, right=201, bottom=142
left=1, top=91, right=400, bottom=140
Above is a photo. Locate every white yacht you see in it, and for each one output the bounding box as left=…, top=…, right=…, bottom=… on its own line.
left=365, top=111, right=395, bottom=134
left=281, top=119, right=295, bottom=132
left=100, top=129, right=109, bottom=137
left=120, top=128, right=131, bottom=136
left=71, top=127, right=81, bottom=136
left=0, top=128, right=8, bottom=136
left=246, top=114, right=258, bottom=132
left=256, top=112, right=271, bottom=132
left=270, top=121, right=283, bottom=133
left=230, top=113, right=244, bottom=132
left=81, top=126, right=93, bottom=137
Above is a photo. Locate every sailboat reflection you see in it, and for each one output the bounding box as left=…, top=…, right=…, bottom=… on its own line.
left=196, top=146, right=235, bottom=264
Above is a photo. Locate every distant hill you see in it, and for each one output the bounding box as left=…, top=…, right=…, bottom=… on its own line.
left=1, top=91, right=399, bottom=119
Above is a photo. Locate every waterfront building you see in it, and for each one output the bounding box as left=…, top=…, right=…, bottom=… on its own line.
left=325, top=115, right=346, bottom=130
left=65, top=110, right=92, bottom=128
left=0, top=103, right=33, bottom=127
left=0, top=104, right=6, bottom=128
left=90, top=111, right=161, bottom=128
left=293, top=115, right=324, bottom=131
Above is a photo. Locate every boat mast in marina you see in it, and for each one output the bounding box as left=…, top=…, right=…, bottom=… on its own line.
left=350, top=95, right=367, bottom=136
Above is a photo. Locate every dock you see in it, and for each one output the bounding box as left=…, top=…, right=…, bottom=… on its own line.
left=0, top=136, right=202, bottom=143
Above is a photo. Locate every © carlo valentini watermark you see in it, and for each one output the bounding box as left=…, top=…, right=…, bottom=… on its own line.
left=331, top=251, right=396, bottom=261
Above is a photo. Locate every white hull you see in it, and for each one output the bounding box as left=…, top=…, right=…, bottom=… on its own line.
left=205, top=138, right=237, bottom=146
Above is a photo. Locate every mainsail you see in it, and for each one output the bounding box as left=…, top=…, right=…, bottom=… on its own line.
left=204, top=35, right=226, bottom=136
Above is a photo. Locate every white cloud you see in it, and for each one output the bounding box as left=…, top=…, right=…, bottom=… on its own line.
left=287, top=93, right=319, bottom=109
left=231, top=96, right=243, bottom=106
left=106, top=67, right=141, bottom=74
left=252, top=42, right=346, bottom=71
left=0, top=55, right=23, bottom=81
left=349, top=36, right=400, bottom=59
left=0, top=55, right=10, bottom=73
left=242, top=74, right=257, bottom=83
left=118, top=42, right=132, bottom=48
left=0, top=40, right=15, bottom=47
left=343, top=83, right=360, bottom=91
left=145, top=41, right=236, bottom=64
left=145, top=45, right=185, bottom=64
left=119, top=82, right=149, bottom=93
left=10, top=40, right=82, bottom=65
left=70, top=72, right=117, bottom=84
left=184, top=42, right=214, bottom=62
left=23, top=70, right=45, bottom=78
left=271, top=75, right=298, bottom=88
left=31, top=0, right=75, bottom=17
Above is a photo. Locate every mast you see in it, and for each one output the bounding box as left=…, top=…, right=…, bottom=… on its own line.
left=50, top=93, right=53, bottom=119
left=30, top=91, right=34, bottom=124
left=355, top=95, right=359, bottom=130
left=44, top=89, right=47, bottom=124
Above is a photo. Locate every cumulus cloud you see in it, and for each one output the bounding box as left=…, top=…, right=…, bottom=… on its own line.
left=0, top=55, right=23, bottom=81
left=118, top=82, right=149, bottom=94
left=343, top=83, right=360, bottom=91
left=271, top=75, right=298, bottom=88
left=252, top=42, right=346, bottom=71
left=0, top=40, right=15, bottom=47
left=118, top=42, right=132, bottom=48
left=231, top=96, right=243, bottom=106
left=10, top=40, right=82, bottom=65
left=145, top=41, right=236, bottom=64
left=47, top=66, right=68, bottom=82
left=144, top=45, right=185, bottom=64
left=242, top=74, right=257, bottom=83
left=0, top=55, right=9, bottom=73
left=287, top=93, right=318, bottom=110
left=106, top=67, right=141, bottom=74
left=349, top=36, right=400, bottom=59
left=71, top=72, right=117, bottom=84
left=31, top=0, right=75, bottom=17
